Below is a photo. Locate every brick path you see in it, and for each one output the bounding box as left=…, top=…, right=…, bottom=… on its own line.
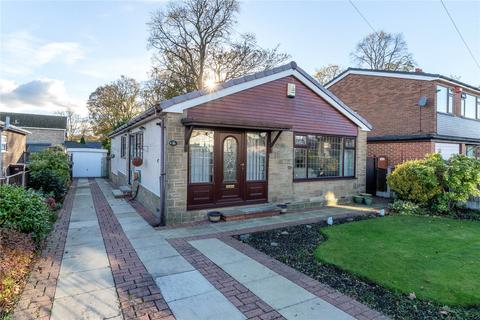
left=14, top=180, right=77, bottom=320
left=89, top=179, right=174, bottom=320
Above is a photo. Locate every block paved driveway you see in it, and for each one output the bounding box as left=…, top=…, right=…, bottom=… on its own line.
left=17, top=178, right=387, bottom=320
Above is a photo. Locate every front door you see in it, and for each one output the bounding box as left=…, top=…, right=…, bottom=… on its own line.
left=215, top=131, right=245, bottom=205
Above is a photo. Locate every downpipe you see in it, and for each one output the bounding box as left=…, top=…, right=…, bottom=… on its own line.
left=154, top=109, right=167, bottom=227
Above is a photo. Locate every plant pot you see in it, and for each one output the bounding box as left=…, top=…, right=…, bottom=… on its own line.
left=363, top=197, right=373, bottom=205
left=277, top=204, right=288, bottom=214
left=353, top=195, right=363, bottom=204
left=207, top=211, right=222, bottom=223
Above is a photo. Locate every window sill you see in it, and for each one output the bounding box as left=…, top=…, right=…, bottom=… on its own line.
left=293, top=176, right=357, bottom=183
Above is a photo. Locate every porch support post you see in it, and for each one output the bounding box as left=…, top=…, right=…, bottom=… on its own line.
left=269, top=131, right=282, bottom=153
left=184, top=126, right=193, bottom=152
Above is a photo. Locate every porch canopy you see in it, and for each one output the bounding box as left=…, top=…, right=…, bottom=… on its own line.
left=181, top=117, right=292, bottom=152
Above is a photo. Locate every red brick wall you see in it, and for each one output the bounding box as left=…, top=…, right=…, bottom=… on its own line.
left=187, top=76, right=358, bottom=136
left=329, top=74, right=437, bottom=137
left=367, top=141, right=435, bottom=166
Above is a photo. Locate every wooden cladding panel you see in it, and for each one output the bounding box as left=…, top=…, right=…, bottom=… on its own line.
left=187, top=76, right=358, bottom=136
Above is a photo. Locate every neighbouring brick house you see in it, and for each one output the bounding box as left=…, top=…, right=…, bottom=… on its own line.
left=326, top=68, right=480, bottom=195
left=0, top=112, right=67, bottom=153
left=108, top=62, right=372, bottom=225
left=0, top=119, right=30, bottom=176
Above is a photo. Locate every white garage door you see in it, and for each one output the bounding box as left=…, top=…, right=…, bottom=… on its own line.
left=435, top=143, right=460, bottom=160
left=69, top=149, right=107, bottom=178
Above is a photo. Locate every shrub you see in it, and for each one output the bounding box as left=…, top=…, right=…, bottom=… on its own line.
left=0, top=228, right=35, bottom=317
left=0, top=185, right=54, bottom=244
left=388, top=153, right=480, bottom=214
left=387, top=156, right=442, bottom=203
left=28, top=148, right=70, bottom=201
left=389, top=200, right=428, bottom=216
left=28, top=168, right=67, bottom=201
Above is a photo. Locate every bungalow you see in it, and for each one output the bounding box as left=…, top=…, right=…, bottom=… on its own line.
left=109, top=62, right=372, bottom=225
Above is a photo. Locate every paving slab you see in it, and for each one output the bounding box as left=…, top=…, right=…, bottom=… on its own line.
left=143, top=255, right=194, bottom=277
left=51, top=287, right=120, bottom=320
left=241, top=274, right=315, bottom=309
left=279, top=297, right=355, bottom=320
left=127, top=233, right=166, bottom=246
left=167, top=290, right=245, bottom=320
left=54, top=267, right=115, bottom=298
left=189, top=238, right=247, bottom=265
left=221, top=259, right=277, bottom=283
left=155, top=270, right=215, bottom=302
left=60, top=248, right=110, bottom=275
left=136, top=243, right=179, bottom=261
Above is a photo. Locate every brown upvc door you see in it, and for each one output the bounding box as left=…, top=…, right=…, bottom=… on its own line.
left=215, top=131, right=245, bottom=205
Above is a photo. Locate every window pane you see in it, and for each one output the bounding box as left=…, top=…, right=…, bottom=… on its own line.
left=247, top=132, right=266, bottom=181
left=345, top=138, right=355, bottom=148
left=448, top=89, right=454, bottom=113
left=477, top=97, right=480, bottom=119
left=294, top=148, right=307, bottom=179
left=463, top=94, right=476, bottom=119
left=223, top=137, right=237, bottom=182
left=189, top=130, right=214, bottom=183
left=344, top=149, right=355, bottom=176
left=307, top=136, right=343, bottom=178
left=295, top=135, right=307, bottom=145
left=436, top=86, right=447, bottom=113
left=466, top=145, right=480, bottom=159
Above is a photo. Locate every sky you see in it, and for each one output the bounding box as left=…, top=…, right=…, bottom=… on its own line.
left=0, top=0, right=479, bottom=117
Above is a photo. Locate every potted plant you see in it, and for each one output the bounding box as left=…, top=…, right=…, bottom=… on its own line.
left=207, top=211, right=222, bottom=222
left=277, top=204, right=288, bottom=214
left=353, top=195, right=363, bottom=204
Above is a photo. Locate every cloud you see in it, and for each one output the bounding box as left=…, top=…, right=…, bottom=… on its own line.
left=0, top=78, right=86, bottom=115
left=1, top=31, right=85, bottom=76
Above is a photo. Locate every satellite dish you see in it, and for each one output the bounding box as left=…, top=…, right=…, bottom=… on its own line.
left=418, top=96, right=428, bottom=107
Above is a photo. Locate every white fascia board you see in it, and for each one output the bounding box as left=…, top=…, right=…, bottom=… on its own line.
left=162, top=69, right=370, bottom=131
left=325, top=70, right=438, bottom=88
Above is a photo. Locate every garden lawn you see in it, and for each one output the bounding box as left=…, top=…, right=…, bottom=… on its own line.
left=315, top=215, right=480, bottom=306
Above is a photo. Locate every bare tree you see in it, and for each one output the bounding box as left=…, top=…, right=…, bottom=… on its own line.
left=314, top=64, right=344, bottom=85
left=87, top=76, right=144, bottom=138
left=56, top=109, right=85, bottom=140
left=351, top=31, right=415, bottom=71
left=209, top=33, right=290, bottom=83
left=147, top=0, right=289, bottom=98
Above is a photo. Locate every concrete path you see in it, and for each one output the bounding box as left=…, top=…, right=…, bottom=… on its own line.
left=51, top=179, right=121, bottom=320
left=190, top=239, right=354, bottom=320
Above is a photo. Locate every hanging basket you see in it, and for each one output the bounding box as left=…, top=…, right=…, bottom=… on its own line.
left=132, top=157, right=143, bottom=167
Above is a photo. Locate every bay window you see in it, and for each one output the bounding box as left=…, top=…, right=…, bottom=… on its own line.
left=294, top=133, right=355, bottom=180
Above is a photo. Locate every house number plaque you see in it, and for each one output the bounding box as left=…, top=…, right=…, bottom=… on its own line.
left=225, top=184, right=235, bottom=189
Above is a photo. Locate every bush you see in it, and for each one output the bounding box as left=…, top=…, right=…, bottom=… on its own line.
left=28, top=148, right=70, bottom=201
left=387, top=156, right=442, bottom=203
left=0, top=185, right=54, bottom=244
left=389, top=200, right=428, bottom=216
left=388, top=153, right=480, bottom=214
left=0, top=228, right=35, bottom=317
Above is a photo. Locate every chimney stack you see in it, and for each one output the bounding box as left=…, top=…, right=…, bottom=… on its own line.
left=5, top=116, right=10, bottom=127
left=415, top=68, right=423, bottom=73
